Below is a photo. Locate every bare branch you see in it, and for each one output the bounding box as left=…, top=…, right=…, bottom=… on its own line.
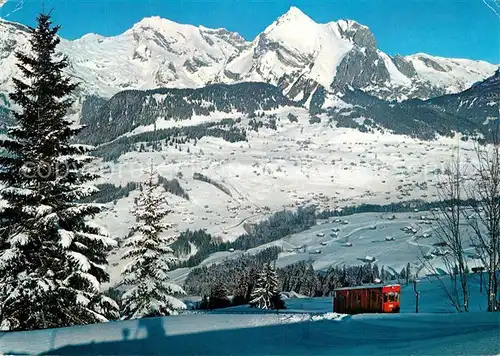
left=482, top=0, right=500, bottom=18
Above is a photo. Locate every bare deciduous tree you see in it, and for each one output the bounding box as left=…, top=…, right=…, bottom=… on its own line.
left=466, top=121, right=500, bottom=312
left=419, top=144, right=469, bottom=312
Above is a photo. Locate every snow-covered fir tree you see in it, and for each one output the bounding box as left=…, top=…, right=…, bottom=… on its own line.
left=208, top=280, right=231, bottom=309
left=250, top=263, right=282, bottom=310
left=0, top=13, right=118, bottom=331
left=120, top=164, right=186, bottom=320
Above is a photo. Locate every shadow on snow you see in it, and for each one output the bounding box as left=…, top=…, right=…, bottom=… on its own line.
left=37, top=313, right=500, bottom=356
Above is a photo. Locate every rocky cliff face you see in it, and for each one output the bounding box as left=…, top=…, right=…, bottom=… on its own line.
left=219, top=7, right=497, bottom=103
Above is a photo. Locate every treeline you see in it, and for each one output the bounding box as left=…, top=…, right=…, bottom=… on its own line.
left=327, top=87, right=482, bottom=141
left=158, top=175, right=190, bottom=200
left=80, top=182, right=138, bottom=204
left=278, top=262, right=405, bottom=297
left=232, top=206, right=316, bottom=250
left=93, top=119, right=247, bottom=162
left=193, top=173, right=232, bottom=197
left=174, top=200, right=487, bottom=271
left=171, top=229, right=215, bottom=261
left=175, top=200, right=459, bottom=269
left=184, top=246, right=282, bottom=296
left=173, top=206, right=317, bottom=268
left=185, top=256, right=407, bottom=302
left=80, top=178, right=190, bottom=204
left=317, top=199, right=478, bottom=219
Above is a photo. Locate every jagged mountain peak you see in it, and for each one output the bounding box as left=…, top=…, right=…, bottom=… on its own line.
left=261, top=6, right=321, bottom=50
left=275, top=6, right=314, bottom=23
left=267, top=9, right=376, bottom=48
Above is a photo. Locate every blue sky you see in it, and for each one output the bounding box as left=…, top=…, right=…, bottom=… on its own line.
left=1, top=0, right=499, bottom=63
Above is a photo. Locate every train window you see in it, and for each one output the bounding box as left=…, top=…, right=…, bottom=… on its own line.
left=395, top=293, right=400, bottom=302
left=388, top=292, right=396, bottom=302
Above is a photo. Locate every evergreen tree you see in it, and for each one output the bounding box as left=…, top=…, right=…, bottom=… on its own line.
left=0, top=13, right=118, bottom=331
left=245, top=267, right=259, bottom=301
left=380, top=266, right=386, bottom=282
left=232, top=273, right=250, bottom=306
left=199, top=295, right=209, bottom=310
left=250, top=263, right=283, bottom=310
left=270, top=292, right=286, bottom=310
left=208, top=281, right=231, bottom=309
left=400, top=267, right=407, bottom=281
left=120, top=164, right=186, bottom=320
left=372, top=264, right=380, bottom=280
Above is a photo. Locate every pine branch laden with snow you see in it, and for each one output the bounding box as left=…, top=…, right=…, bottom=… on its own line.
left=0, top=13, right=118, bottom=331
left=120, top=164, right=186, bottom=320
left=249, top=263, right=280, bottom=310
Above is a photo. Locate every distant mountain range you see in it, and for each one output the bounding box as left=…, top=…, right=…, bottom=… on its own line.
left=0, top=7, right=498, bottom=144
left=0, top=7, right=497, bottom=104
left=323, top=68, right=500, bottom=141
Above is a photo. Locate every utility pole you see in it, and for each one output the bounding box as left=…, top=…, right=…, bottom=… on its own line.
left=414, top=279, right=420, bottom=313
left=480, top=269, right=483, bottom=294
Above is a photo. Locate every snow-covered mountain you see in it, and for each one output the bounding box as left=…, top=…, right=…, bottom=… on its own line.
left=0, top=6, right=497, bottom=103
left=0, top=16, right=248, bottom=98
left=218, top=7, right=497, bottom=102
left=426, top=68, right=500, bottom=124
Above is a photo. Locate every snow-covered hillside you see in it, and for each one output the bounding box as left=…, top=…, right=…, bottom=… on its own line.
left=84, top=105, right=490, bottom=288
left=93, top=107, right=473, bottom=239
left=165, top=208, right=484, bottom=288
left=0, top=7, right=497, bottom=103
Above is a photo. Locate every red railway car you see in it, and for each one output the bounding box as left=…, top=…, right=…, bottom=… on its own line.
left=333, top=284, right=401, bottom=314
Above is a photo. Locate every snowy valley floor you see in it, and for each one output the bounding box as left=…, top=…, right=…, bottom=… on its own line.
left=1, top=278, right=499, bottom=355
